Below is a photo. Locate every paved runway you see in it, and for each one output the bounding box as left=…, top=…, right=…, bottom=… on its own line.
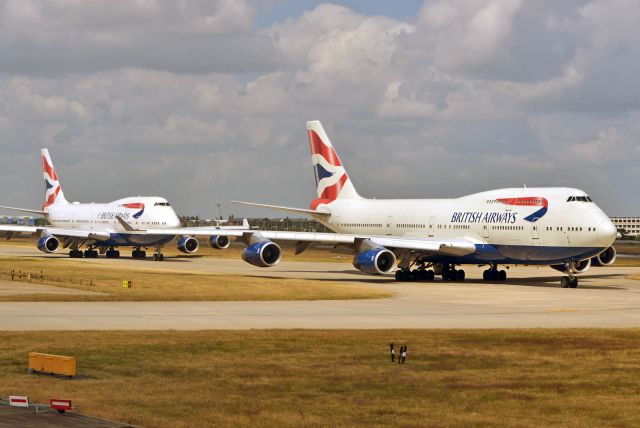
left=2, top=246, right=640, bottom=330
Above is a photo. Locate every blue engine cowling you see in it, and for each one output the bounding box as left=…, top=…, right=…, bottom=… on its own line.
left=209, top=235, right=231, bottom=250
left=242, top=241, right=282, bottom=267
left=37, top=236, right=60, bottom=253
left=177, top=236, right=199, bottom=254
left=592, top=246, right=616, bottom=266
left=550, top=258, right=591, bottom=274
left=353, top=248, right=396, bottom=275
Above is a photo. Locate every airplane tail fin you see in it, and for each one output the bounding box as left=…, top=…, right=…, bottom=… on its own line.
left=41, top=148, right=69, bottom=210
left=307, top=120, right=361, bottom=210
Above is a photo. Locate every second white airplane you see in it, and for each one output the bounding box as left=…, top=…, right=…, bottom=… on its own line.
left=220, top=121, right=617, bottom=288
left=0, top=149, right=247, bottom=260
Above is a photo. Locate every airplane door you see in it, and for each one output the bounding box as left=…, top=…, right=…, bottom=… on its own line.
left=482, top=224, right=489, bottom=239
left=428, top=216, right=435, bottom=237
left=531, top=223, right=540, bottom=244
left=386, top=216, right=393, bottom=235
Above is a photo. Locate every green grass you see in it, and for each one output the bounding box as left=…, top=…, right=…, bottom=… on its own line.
left=1, top=330, right=640, bottom=427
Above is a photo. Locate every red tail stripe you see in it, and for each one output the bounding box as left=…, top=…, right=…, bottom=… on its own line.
left=308, top=130, right=342, bottom=167
left=42, top=156, right=58, bottom=181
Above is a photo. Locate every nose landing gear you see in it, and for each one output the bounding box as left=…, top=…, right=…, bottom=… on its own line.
left=560, top=262, right=579, bottom=288
left=153, top=244, right=164, bottom=261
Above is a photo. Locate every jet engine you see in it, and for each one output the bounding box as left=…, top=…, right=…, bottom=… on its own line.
left=592, top=246, right=616, bottom=266
left=209, top=235, right=231, bottom=250
left=550, top=258, right=591, bottom=274
left=37, top=236, right=60, bottom=253
left=242, top=240, right=282, bottom=267
left=353, top=248, right=396, bottom=275
left=177, top=236, right=199, bottom=254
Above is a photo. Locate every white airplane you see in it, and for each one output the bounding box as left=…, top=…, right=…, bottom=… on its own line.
left=217, top=120, right=616, bottom=288
left=0, top=149, right=247, bottom=260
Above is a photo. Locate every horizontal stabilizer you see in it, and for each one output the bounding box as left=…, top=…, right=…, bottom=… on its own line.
left=232, top=201, right=330, bottom=218
left=0, top=205, right=47, bottom=215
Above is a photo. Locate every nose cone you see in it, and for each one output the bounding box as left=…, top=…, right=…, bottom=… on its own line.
left=598, top=220, right=617, bottom=247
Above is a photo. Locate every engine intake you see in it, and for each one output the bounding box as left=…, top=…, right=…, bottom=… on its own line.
left=177, top=236, right=199, bottom=254
left=209, top=235, right=231, bottom=250
left=242, top=241, right=282, bottom=267
left=592, top=246, right=616, bottom=266
left=550, top=258, right=591, bottom=274
left=353, top=248, right=396, bottom=275
left=37, top=236, right=59, bottom=253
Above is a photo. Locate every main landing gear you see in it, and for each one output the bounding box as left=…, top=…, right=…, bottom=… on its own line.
left=482, top=264, right=507, bottom=281
left=83, top=247, right=98, bottom=258
left=105, top=247, right=121, bottom=258
left=69, top=249, right=83, bottom=258
left=394, top=263, right=464, bottom=282
left=132, top=247, right=147, bottom=259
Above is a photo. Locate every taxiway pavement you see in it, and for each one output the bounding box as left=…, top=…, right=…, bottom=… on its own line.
left=1, top=246, right=640, bottom=330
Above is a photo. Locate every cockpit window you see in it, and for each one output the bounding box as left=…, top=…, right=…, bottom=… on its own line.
left=567, top=196, right=592, bottom=202
left=154, top=202, right=171, bottom=206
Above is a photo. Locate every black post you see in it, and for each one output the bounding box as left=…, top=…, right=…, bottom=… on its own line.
left=401, top=345, right=407, bottom=364
left=389, top=342, right=395, bottom=362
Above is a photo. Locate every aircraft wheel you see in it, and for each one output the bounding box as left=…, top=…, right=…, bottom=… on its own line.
left=114, top=250, right=120, bottom=258
left=153, top=253, right=159, bottom=261
left=456, top=269, right=465, bottom=281
left=159, top=254, right=164, bottom=261
left=569, top=277, right=578, bottom=288
left=499, top=270, right=507, bottom=281
left=560, top=277, right=571, bottom=288
left=426, top=270, right=435, bottom=281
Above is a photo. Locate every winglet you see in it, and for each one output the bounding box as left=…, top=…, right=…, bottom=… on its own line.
left=242, top=218, right=249, bottom=228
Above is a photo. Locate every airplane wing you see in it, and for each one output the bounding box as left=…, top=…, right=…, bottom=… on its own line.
left=0, top=225, right=110, bottom=241
left=148, top=228, right=477, bottom=257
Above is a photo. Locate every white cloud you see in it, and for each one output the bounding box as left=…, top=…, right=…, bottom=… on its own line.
left=0, top=1, right=639, bottom=215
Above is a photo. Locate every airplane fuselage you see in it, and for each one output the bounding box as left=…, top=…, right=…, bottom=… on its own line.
left=316, top=187, right=616, bottom=265
left=46, top=196, right=182, bottom=247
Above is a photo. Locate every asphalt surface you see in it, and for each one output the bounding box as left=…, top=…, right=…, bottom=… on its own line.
left=1, top=246, right=640, bottom=330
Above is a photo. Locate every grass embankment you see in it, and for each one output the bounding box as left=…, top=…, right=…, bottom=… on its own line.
left=0, top=256, right=389, bottom=302
left=2, top=330, right=640, bottom=427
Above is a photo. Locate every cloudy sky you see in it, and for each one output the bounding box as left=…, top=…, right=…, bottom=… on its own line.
left=1, top=0, right=639, bottom=218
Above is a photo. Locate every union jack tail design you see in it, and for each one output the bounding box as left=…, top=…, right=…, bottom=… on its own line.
left=307, top=121, right=360, bottom=210
left=41, top=149, right=68, bottom=210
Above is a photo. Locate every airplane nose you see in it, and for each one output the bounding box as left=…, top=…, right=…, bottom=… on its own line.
left=598, top=220, right=617, bottom=246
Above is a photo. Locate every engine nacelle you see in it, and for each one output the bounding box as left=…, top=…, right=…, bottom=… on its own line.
left=550, top=258, right=591, bottom=274
left=209, top=235, right=230, bottom=250
left=177, top=236, right=199, bottom=254
left=242, top=241, right=282, bottom=267
left=37, top=236, right=59, bottom=253
left=353, top=248, right=396, bottom=275
left=592, top=246, right=616, bottom=266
